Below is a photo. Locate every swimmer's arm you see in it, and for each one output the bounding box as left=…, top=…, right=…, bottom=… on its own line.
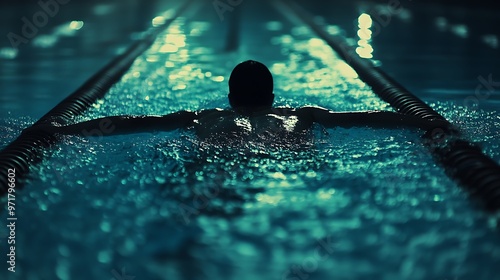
left=23, top=111, right=197, bottom=136
left=300, top=107, right=449, bottom=130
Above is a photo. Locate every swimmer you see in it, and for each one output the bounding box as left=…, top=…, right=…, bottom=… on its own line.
left=24, top=60, right=449, bottom=141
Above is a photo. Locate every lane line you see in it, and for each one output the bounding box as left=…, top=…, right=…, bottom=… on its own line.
left=224, top=4, right=241, bottom=52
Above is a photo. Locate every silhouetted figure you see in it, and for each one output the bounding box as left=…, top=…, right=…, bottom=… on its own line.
left=25, top=60, right=447, bottom=142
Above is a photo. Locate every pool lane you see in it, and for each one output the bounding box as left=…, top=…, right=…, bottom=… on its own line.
left=0, top=0, right=180, bottom=119
left=364, top=2, right=500, bottom=97
left=278, top=1, right=500, bottom=211
left=0, top=1, right=195, bottom=196
left=0, top=0, right=185, bottom=161
left=290, top=0, right=500, bottom=165
left=2, top=1, right=500, bottom=280
left=291, top=0, right=500, bottom=105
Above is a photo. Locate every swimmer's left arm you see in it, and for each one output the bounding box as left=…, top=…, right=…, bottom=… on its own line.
left=23, top=111, right=197, bottom=136
left=100, top=110, right=197, bottom=135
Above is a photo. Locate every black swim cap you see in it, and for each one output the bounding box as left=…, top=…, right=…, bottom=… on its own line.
left=228, top=60, right=274, bottom=108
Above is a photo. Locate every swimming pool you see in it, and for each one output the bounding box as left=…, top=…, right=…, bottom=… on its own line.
left=1, top=0, right=500, bottom=279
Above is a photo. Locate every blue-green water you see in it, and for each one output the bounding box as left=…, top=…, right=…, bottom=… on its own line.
left=1, top=1, right=500, bottom=280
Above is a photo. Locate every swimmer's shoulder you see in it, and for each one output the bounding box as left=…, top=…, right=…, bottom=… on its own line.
left=193, top=106, right=331, bottom=121
left=272, top=106, right=330, bottom=123
left=195, top=108, right=235, bottom=119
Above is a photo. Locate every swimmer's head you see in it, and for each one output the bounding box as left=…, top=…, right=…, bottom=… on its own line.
left=228, top=60, right=274, bottom=109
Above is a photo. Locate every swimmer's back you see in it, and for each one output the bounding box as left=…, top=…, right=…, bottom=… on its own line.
left=193, top=108, right=315, bottom=146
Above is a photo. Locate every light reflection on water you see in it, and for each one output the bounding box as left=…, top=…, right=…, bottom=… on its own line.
left=356, top=13, right=374, bottom=59
left=33, top=21, right=85, bottom=48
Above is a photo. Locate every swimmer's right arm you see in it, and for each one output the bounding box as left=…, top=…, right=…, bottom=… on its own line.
left=300, top=106, right=451, bottom=131
left=22, top=111, right=197, bottom=136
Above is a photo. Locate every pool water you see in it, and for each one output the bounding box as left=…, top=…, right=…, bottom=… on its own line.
left=1, top=1, right=500, bottom=280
